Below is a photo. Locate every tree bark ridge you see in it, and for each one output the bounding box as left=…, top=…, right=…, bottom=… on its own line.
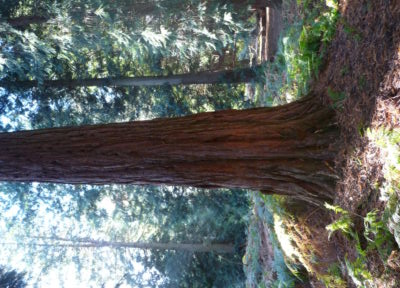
left=0, top=95, right=338, bottom=203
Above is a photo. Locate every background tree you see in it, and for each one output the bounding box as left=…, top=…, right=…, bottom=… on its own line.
left=0, top=184, right=248, bottom=287
left=0, top=266, right=27, bottom=288
left=0, top=0, right=276, bottom=287
left=0, top=66, right=261, bottom=89
left=0, top=0, right=255, bottom=133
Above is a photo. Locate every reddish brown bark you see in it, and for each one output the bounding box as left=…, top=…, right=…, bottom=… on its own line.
left=0, top=95, right=338, bottom=203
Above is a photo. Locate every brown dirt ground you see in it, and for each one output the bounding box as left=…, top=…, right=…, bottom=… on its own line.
left=315, top=0, right=400, bottom=212
left=311, top=0, right=400, bottom=286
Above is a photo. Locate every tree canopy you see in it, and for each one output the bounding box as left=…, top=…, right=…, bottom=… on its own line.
left=0, top=0, right=263, bottom=286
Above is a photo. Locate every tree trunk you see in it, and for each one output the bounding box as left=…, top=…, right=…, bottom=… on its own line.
left=230, top=0, right=282, bottom=9
left=254, top=0, right=282, bottom=9
left=0, top=95, right=338, bottom=203
left=265, top=7, right=282, bottom=62
left=0, top=67, right=259, bottom=90
left=2, top=239, right=234, bottom=253
left=5, top=15, right=49, bottom=28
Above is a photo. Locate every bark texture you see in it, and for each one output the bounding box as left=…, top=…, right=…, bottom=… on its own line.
left=265, top=7, right=282, bottom=62
left=0, top=67, right=259, bottom=90
left=0, top=95, right=338, bottom=202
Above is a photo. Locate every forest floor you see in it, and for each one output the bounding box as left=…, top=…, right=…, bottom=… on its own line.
left=245, top=0, right=400, bottom=287
left=321, top=0, right=400, bottom=286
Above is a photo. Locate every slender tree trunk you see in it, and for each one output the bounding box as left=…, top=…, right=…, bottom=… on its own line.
left=2, top=239, right=234, bottom=253
left=230, top=0, right=282, bottom=9
left=254, top=0, right=282, bottom=9
left=0, top=95, right=338, bottom=203
left=265, top=6, right=282, bottom=62
left=6, top=16, right=49, bottom=28
left=0, top=67, right=259, bottom=90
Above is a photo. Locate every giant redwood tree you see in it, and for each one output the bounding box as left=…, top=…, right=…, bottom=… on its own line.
left=0, top=94, right=338, bottom=204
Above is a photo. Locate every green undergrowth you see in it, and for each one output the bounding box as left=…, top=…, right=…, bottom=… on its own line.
left=367, top=127, right=400, bottom=247
left=368, top=127, right=400, bottom=246
left=244, top=0, right=341, bottom=287
left=279, top=0, right=339, bottom=96
left=325, top=203, right=396, bottom=287
left=244, top=193, right=302, bottom=288
left=255, top=0, right=339, bottom=105
left=321, top=127, right=400, bottom=287
left=367, top=128, right=400, bottom=205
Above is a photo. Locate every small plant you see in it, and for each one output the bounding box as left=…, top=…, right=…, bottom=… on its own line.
left=367, top=128, right=400, bottom=198
left=325, top=203, right=398, bottom=287
left=324, top=203, right=371, bottom=286
left=364, top=210, right=396, bottom=260
left=320, top=263, right=347, bottom=288
left=281, top=0, right=339, bottom=95
left=344, top=257, right=372, bottom=287
left=325, top=203, right=354, bottom=239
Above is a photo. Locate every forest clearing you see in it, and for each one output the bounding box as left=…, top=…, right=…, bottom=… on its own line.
left=0, top=0, right=399, bottom=287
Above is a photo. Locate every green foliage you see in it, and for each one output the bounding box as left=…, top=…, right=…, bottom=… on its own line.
left=325, top=204, right=371, bottom=286
left=133, top=187, right=248, bottom=287
left=251, top=0, right=340, bottom=106
left=367, top=128, right=400, bottom=201
left=367, top=127, right=400, bottom=255
left=364, top=210, right=396, bottom=260
left=0, top=0, right=255, bottom=135
left=0, top=22, right=56, bottom=82
left=0, top=184, right=249, bottom=286
left=244, top=193, right=299, bottom=288
left=277, top=0, right=339, bottom=96
left=319, top=263, right=347, bottom=288
left=0, top=1, right=255, bottom=284
left=344, top=257, right=372, bottom=288
left=325, top=203, right=397, bottom=287
left=324, top=203, right=353, bottom=239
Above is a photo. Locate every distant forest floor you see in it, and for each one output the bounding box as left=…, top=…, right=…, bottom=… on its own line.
left=246, top=0, right=400, bottom=287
